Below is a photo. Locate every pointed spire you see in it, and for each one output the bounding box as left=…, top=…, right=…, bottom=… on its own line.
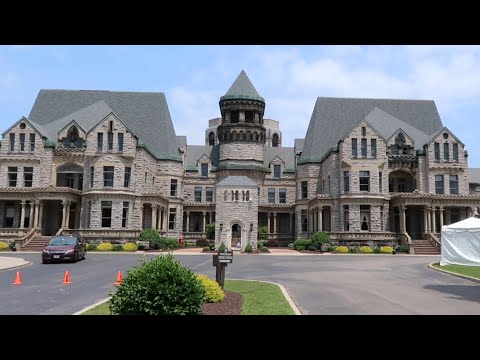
left=221, top=70, right=264, bottom=102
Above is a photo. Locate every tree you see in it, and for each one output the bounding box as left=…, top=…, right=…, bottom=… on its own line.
left=206, top=223, right=215, bottom=240
left=258, top=226, right=269, bottom=240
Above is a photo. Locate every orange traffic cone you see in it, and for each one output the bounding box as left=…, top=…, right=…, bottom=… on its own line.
left=12, top=271, right=22, bottom=285
left=114, top=271, right=123, bottom=286
left=63, top=271, right=71, bottom=285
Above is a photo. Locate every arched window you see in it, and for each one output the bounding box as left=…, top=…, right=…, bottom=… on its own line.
left=208, top=132, right=215, bottom=146
left=272, top=133, right=279, bottom=147
left=66, top=126, right=83, bottom=148
left=395, top=133, right=406, bottom=146
left=246, top=190, right=250, bottom=202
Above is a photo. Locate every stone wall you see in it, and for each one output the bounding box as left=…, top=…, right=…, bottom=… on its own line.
left=219, top=142, right=264, bottom=164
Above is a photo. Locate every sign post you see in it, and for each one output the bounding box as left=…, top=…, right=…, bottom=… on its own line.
left=212, top=249, right=233, bottom=290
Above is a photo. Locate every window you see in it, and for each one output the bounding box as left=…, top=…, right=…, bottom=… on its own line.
left=279, top=188, right=286, bottom=204
left=359, top=171, right=370, bottom=192
left=19, top=133, right=25, bottom=151
left=389, top=178, right=394, bottom=192
left=301, top=181, right=308, bottom=199
left=122, top=202, right=129, bottom=228
left=90, top=167, right=94, bottom=188
left=5, top=202, right=14, bottom=227
left=230, top=110, right=239, bottom=123
left=9, top=134, right=15, bottom=151
left=390, top=145, right=398, bottom=156
left=30, top=134, right=35, bottom=151
left=124, top=167, right=131, bottom=188
left=371, top=139, right=377, bottom=158
left=434, top=143, right=440, bottom=160
left=86, top=201, right=91, bottom=229
left=8, top=167, right=17, bottom=187
left=235, top=190, right=239, bottom=201
left=343, top=205, right=349, bottom=231
left=380, top=206, right=384, bottom=231
left=224, top=190, right=228, bottom=201
left=362, top=126, right=366, bottom=137
left=78, top=173, right=83, bottom=191
left=65, top=173, right=74, bottom=188
left=273, top=165, right=281, bottom=179
left=168, top=208, right=176, bottom=230
left=344, top=171, right=350, bottom=193
left=208, top=132, right=215, bottom=146
left=268, top=188, right=275, bottom=204
left=361, top=138, right=367, bottom=158
left=351, top=138, right=357, bottom=158
left=360, top=205, right=370, bottom=231
left=453, top=143, right=459, bottom=161
left=97, top=133, right=103, bottom=152
left=246, top=190, right=250, bottom=202
left=301, top=210, right=308, bottom=232
left=272, top=133, right=279, bottom=147
left=108, top=132, right=114, bottom=151
left=398, top=178, right=406, bottom=192
left=24, top=167, right=33, bottom=187
left=444, top=143, right=449, bottom=161
left=449, top=175, right=459, bottom=194
left=435, top=175, right=444, bottom=194
left=245, top=111, right=254, bottom=124
left=379, top=172, right=382, bottom=193
left=195, top=187, right=202, bottom=202
left=171, top=179, right=178, bottom=197
left=443, top=132, right=449, bottom=139
left=118, top=133, right=124, bottom=152
left=101, top=201, right=112, bottom=227
left=103, top=166, right=114, bottom=187
left=66, top=126, right=81, bottom=148
left=206, top=187, right=213, bottom=202
left=201, top=163, right=209, bottom=177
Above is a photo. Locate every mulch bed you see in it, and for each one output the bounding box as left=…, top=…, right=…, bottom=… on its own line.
left=202, top=291, right=243, bottom=315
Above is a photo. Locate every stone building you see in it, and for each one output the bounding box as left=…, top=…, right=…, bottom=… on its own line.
left=1, top=70, right=480, bottom=253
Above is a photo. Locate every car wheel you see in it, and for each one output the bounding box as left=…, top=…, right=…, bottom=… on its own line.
left=42, top=259, right=48, bottom=264
left=81, top=250, right=85, bottom=260
left=72, top=252, right=78, bottom=263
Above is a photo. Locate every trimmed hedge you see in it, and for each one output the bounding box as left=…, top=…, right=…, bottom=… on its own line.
left=335, top=246, right=349, bottom=253
left=359, top=246, right=373, bottom=253
left=259, top=246, right=269, bottom=252
left=202, top=246, right=210, bottom=252
left=196, top=274, right=225, bottom=303
left=123, top=243, right=138, bottom=252
left=196, top=239, right=209, bottom=247
left=380, top=246, right=393, bottom=254
left=139, top=228, right=160, bottom=242
left=245, top=243, right=253, bottom=253
left=0, top=241, right=9, bottom=250
left=87, top=244, right=97, bottom=251
left=97, top=242, right=113, bottom=251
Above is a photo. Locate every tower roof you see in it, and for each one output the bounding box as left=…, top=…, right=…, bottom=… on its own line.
left=220, top=70, right=265, bottom=102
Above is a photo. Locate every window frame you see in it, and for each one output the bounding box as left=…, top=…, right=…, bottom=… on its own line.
left=103, top=166, right=114, bottom=187
left=101, top=201, right=112, bottom=228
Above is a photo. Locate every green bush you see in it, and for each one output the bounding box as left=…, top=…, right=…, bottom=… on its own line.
left=296, top=246, right=305, bottom=251
left=206, top=224, right=215, bottom=240
left=326, top=246, right=336, bottom=252
left=218, top=242, right=226, bottom=252
left=112, top=244, right=123, bottom=251
left=87, top=244, right=97, bottom=251
left=396, top=245, right=408, bottom=253
left=196, top=274, right=225, bottom=303
left=335, top=246, right=349, bottom=253
left=260, top=246, right=269, bottom=252
left=359, top=246, right=373, bottom=253
left=109, top=254, right=205, bottom=315
left=196, top=239, right=209, bottom=247
left=203, top=246, right=211, bottom=252
left=0, top=241, right=9, bottom=250
left=257, top=241, right=264, bottom=248
left=380, top=246, right=393, bottom=254
left=137, top=244, right=145, bottom=251
left=373, top=247, right=381, bottom=254
left=311, top=231, right=331, bottom=245
left=308, top=245, right=317, bottom=251
left=293, top=239, right=312, bottom=250
left=97, top=242, right=113, bottom=251
left=258, top=226, right=269, bottom=240
left=123, top=243, right=138, bottom=252
left=153, top=237, right=180, bottom=250
left=349, top=246, right=358, bottom=253
left=245, top=243, right=253, bottom=253
left=139, top=228, right=160, bottom=243
left=287, top=243, right=294, bottom=249
left=266, top=239, right=279, bottom=247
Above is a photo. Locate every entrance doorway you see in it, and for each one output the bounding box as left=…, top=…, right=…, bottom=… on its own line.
left=231, top=224, right=241, bottom=248
left=42, top=200, right=62, bottom=236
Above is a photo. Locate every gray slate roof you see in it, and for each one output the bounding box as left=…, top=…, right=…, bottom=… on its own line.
left=185, top=145, right=219, bottom=169
left=217, top=176, right=258, bottom=187
left=294, top=138, right=304, bottom=153
left=364, top=107, right=430, bottom=150
left=28, top=89, right=180, bottom=161
left=469, top=168, right=480, bottom=184
left=176, top=136, right=187, bottom=150
left=220, top=70, right=265, bottom=102
left=300, top=97, right=444, bottom=163
left=263, top=146, right=296, bottom=172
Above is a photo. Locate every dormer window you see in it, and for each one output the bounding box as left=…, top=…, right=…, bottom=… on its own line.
left=273, top=164, right=281, bottom=179
left=201, top=163, right=209, bottom=177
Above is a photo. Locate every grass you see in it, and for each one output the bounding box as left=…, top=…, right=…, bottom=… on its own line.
left=81, top=280, right=295, bottom=315
left=432, top=262, right=480, bottom=279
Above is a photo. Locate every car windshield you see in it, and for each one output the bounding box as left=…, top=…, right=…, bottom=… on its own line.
left=49, top=237, right=77, bottom=246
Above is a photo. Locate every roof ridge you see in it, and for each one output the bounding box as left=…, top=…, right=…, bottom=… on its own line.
left=317, top=96, right=435, bottom=102
left=39, top=89, right=165, bottom=95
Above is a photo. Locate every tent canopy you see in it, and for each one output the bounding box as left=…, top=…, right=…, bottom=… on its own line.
left=440, top=216, right=480, bottom=266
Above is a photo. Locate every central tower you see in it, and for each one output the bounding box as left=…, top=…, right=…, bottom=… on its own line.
left=216, top=70, right=266, bottom=180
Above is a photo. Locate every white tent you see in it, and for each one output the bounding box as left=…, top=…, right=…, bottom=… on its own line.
left=440, top=216, right=480, bottom=266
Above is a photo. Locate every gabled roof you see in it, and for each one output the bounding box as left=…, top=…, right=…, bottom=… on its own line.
left=469, top=168, right=480, bottom=184
left=294, top=138, right=304, bottom=153
left=263, top=146, right=295, bottom=172
left=299, top=97, right=444, bottom=163
left=426, top=126, right=465, bottom=147
left=184, top=145, right=219, bottom=169
left=2, top=116, right=47, bottom=138
left=28, top=89, right=181, bottom=161
left=176, top=136, right=187, bottom=150
left=220, top=70, right=265, bottom=102
left=340, top=117, right=386, bottom=142
left=217, top=176, right=258, bottom=187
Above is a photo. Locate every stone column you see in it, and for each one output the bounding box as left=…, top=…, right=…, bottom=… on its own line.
left=267, top=213, right=271, bottom=233
left=400, top=205, right=406, bottom=233
left=65, top=202, right=71, bottom=228
left=19, top=201, right=26, bottom=229
left=202, top=212, right=206, bottom=232
left=432, top=207, right=437, bottom=233
left=28, top=201, right=34, bottom=228
left=186, top=212, right=190, bottom=232
left=273, top=213, right=277, bottom=234
left=39, top=202, right=45, bottom=230
left=439, top=207, right=444, bottom=229
left=152, top=205, right=158, bottom=230
left=291, top=213, right=295, bottom=234
left=318, top=207, right=323, bottom=232
left=426, top=206, right=431, bottom=233
left=330, top=207, right=334, bottom=232
left=163, top=208, right=168, bottom=231
left=34, top=201, right=40, bottom=228
left=423, top=207, right=428, bottom=235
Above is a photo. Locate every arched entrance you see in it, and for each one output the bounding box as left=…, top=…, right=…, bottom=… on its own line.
left=231, top=224, right=242, bottom=248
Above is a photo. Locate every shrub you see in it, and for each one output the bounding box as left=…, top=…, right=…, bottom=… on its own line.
left=349, top=246, right=358, bottom=253
left=287, top=243, right=294, bottom=249
left=260, top=246, right=269, bottom=252
left=203, top=246, right=211, bottom=252
left=153, top=237, right=180, bottom=250
left=296, top=246, right=305, bottom=251
left=257, top=241, right=264, bottom=248
left=359, top=246, right=373, bottom=253
left=308, top=245, right=318, bottom=251
left=139, top=228, right=160, bottom=243
left=196, top=239, right=209, bottom=247
left=97, top=242, right=113, bottom=251
left=258, top=226, right=269, bottom=240
left=373, top=247, right=381, bottom=254
left=335, top=246, right=349, bottom=253
left=112, top=244, right=123, bottom=251
left=110, top=254, right=205, bottom=315
left=206, top=224, right=215, bottom=240
left=311, top=231, right=331, bottom=245
left=326, top=246, right=336, bottom=252
left=0, top=241, right=9, bottom=250
left=293, top=239, right=312, bottom=250
left=266, top=239, right=279, bottom=248
left=218, top=242, right=226, bottom=252
left=380, top=246, right=393, bottom=254
left=245, top=243, right=253, bottom=253
left=137, top=244, right=145, bottom=251
left=123, top=243, right=138, bottom=252
left=196, top=274, right=225, bottom=303
left=87, top=244, right=97, bottom=251
left=396, top=245, right=408, bottom=253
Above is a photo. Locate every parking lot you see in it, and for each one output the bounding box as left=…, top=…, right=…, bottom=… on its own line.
left=1, top=252, right=479, bottom=315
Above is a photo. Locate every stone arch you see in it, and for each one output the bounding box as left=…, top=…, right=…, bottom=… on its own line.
left=388, top=169, right=416, bottom=193
left=272, top=133, right=279, bottom=147
left=254, top=132, right=259, bottom=141
left=218, top=132, right=224, bottom=142
left=208, top=131, right=215, bottom=146
left=239, top=131, right=244, bottom=141
left=228, top=219, right=246, bottom=249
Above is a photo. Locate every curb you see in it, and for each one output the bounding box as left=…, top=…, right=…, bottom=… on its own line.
left=73, top=297, right=111, bottom=315
left=230, top=278, right=302, bottom=315
left=0, top=260, right=32, bottom=272
left=428, top=263, right=480, bottom=284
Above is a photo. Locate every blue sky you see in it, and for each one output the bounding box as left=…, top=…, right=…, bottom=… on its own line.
left=1, top=45, right=480, bottom=167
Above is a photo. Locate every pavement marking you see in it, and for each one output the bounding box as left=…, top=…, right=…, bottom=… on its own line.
left=428, top=262, right=480, bottom=284
left=73, top=297, right=111, bottom=315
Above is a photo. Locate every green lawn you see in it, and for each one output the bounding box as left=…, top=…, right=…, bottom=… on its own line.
left=432, top=262, right=480, bottom=279
left=81, top=280, right=295, bottom=315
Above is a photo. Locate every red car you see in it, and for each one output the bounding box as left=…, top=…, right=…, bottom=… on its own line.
left=42, top=235, right=86, bottom=264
